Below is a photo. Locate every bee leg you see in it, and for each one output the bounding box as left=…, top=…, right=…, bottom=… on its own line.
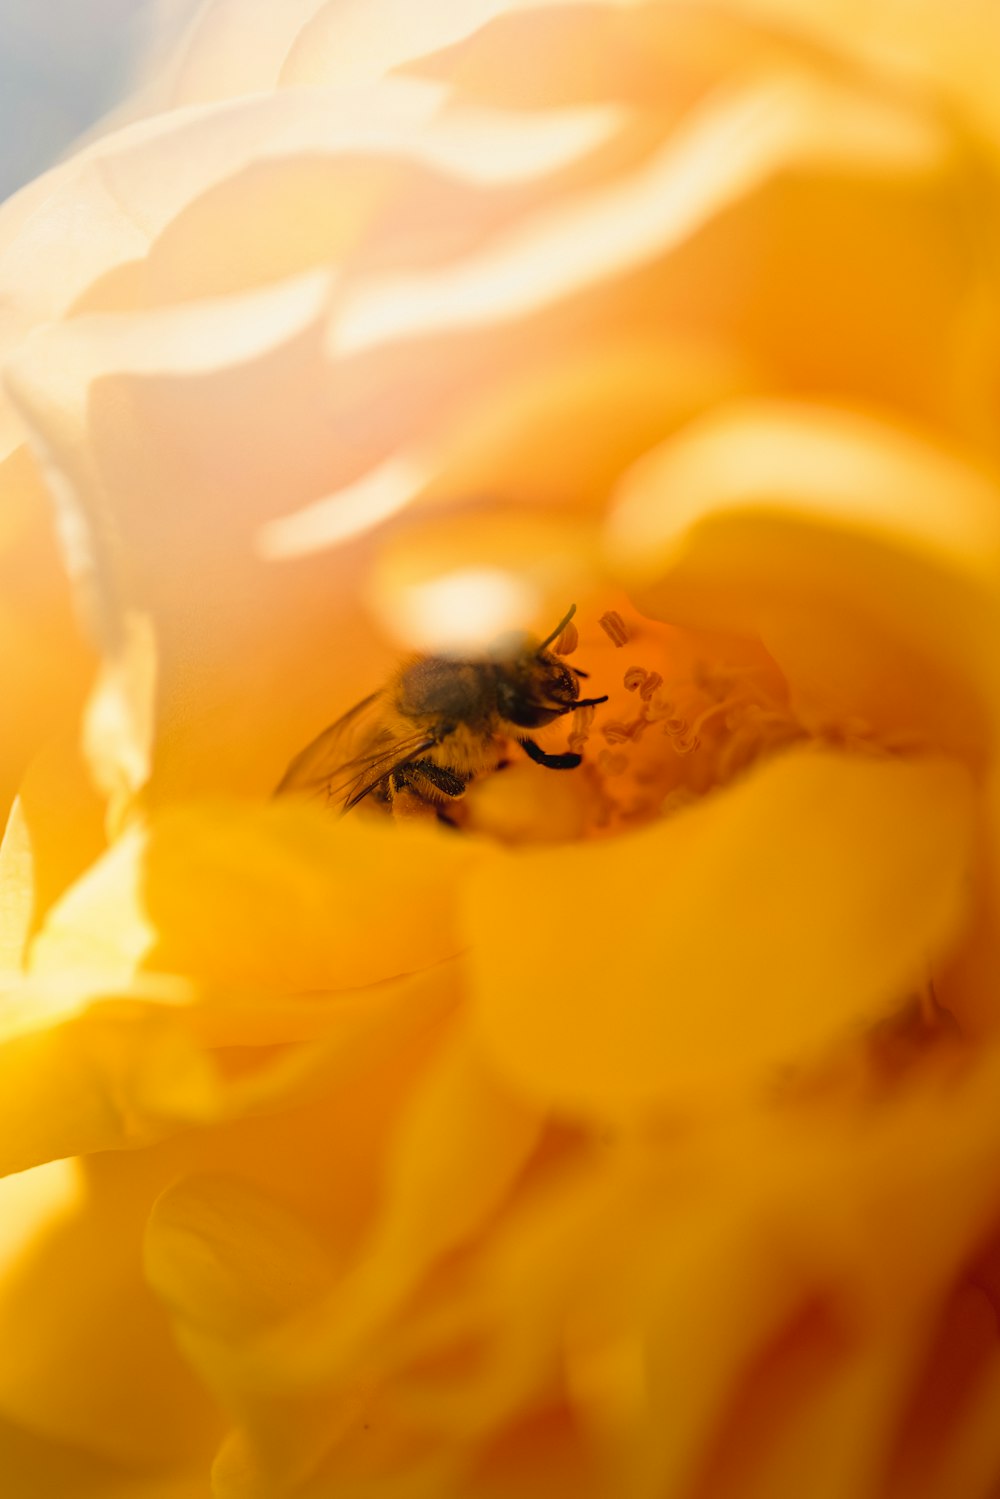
left=519, top=737, right=582, bottom=771
left=388, top=765, right=436, bottom=822
left=408, top=760, right=468, bottom=798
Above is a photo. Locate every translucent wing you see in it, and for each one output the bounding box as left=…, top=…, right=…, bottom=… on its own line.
left=275, top=691, right=435, bottom=812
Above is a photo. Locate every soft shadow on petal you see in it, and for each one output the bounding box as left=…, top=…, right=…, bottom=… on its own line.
left=0, top=1415, right=207, bottom=1499
left=401, top=1054, right=1000, bottom=1499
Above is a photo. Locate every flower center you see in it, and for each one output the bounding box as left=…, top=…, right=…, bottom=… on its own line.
left=462, top=600, right=925, bottom=844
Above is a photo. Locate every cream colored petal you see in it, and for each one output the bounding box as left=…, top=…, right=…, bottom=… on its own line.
left=259, top=339, right=754, bottom=560
left=116, top=86, right=621, bottom=308
left=148, top=0, right=605, bottom=108
left=0, top=72, right=618, bottom=336
left=467, top=748, right=975, bottom=1114
left=148, top=0, right=334, bottom=105
left=278, top=0, right=624, bottom=90
left=329, top=73, right=945, bottom=358
left=4, top=271, right=352, bottom=801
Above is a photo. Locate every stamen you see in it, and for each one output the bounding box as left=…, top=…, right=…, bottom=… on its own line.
left=554, top=620, right=579, bottom=655
left=599, top=611, right=630, bottom=647
left=663, top=717, right=700, bottom=755
left=623, top=665, right=664, bottom=700
left=660, top=786, right=699, bottom=817
left=601, top=715, right=652, bottom=744
left=567, top=703, right=596, bottom=754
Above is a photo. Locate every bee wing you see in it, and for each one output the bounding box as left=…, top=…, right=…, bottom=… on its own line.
left=275, top=693, right=381, bottom=795
left=275, top=692, right=435, bottom=811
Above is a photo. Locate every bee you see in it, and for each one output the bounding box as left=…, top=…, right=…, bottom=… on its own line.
left=275, top=605, right=608, bottom=815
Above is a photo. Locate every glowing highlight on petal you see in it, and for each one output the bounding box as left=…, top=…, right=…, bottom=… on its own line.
left=373, top=566, right=540, bottom=653
left=256, top=454, right=431, bottom=558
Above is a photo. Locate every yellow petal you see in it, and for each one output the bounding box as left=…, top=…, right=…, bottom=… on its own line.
left=0, top=953, right=458, bottom=1180
left=725, top=0, right=1000, bottom=157
left=3, top=726, right=108, bottom=960
left=146, top=1173, right=335, bottom=1342
left=146, top=1019, right=539, bottom=1494
left=213, top=1018, right=541, bottom=1394
left=30, top=800, right=474, bottom=993
left=146, top=1173, right=345, bottom=1496
left=0, top=1157, right=220, bottom=1465
left=467, top=747, right=975, bottom=1113
left=0, top=995, right=216, bottom=1177
left=0, top=798, right=34, bottom=972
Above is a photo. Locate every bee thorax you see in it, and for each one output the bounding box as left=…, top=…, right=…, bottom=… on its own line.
left=395, top=657, right=494, bottom=721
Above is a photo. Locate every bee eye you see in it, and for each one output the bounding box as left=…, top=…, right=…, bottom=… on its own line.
left=497, top=677, right=554, bottom=728
left=550, top=666, right=579, bottom=702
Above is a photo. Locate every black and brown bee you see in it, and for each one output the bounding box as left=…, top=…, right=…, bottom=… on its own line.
left=275, top=605, right=608, bottom=815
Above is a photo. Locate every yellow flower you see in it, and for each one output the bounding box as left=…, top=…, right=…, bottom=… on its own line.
left=2, top=2, right=1000, bottom=1497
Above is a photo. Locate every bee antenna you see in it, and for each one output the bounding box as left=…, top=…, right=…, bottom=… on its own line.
left=536, top=603, right=577, bottom=654
left=573, top=694, right=609, bottom=710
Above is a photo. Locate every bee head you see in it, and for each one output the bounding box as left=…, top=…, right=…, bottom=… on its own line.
left=492, top=606, right=608, bottom=729
left=494, top=648, right=581, bottom=727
